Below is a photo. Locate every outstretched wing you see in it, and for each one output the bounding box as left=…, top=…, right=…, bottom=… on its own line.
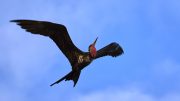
left=95, top=42, right=124, bottom=59
left=11, top=19, right=83, bottom=65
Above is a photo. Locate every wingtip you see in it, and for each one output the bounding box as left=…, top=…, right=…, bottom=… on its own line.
left=121, top=47, right=124, bottom=54
left=117, top=43, right=124, bottom=55
left=111, top=42, right=124, bottom=57
left=10, top=20, right=18, bottom=22
left=10, top=19, right=28, bottom=23
left=50, top=82, right=56, bottom=87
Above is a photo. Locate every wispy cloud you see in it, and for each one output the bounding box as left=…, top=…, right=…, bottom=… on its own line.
left=75, top=87, right=180, bottom=101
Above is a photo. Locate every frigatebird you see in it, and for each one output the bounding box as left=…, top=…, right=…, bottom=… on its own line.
left=11, top=19, right=124, bottom=87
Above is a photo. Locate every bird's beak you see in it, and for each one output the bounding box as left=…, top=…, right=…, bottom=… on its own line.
left=93, top=37, right=98, bottom=46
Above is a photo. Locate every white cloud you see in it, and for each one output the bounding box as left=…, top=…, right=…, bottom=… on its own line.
left=75, top=87, right=180, bottom=101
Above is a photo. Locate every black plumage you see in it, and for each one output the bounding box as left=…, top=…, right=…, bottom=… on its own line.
left=11, top=19, right=124, bottom=87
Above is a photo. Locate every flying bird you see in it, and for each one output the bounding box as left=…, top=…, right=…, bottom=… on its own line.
left=11, top=19, right=124, bottom=87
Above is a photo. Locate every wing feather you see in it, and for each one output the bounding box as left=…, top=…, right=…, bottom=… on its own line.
left=11, top=19, right=83, bottom=65
left=95, top=42, right=124, bottom=59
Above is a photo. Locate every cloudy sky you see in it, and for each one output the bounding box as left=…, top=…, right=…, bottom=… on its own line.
left=1, top=0, right=180, bottom=101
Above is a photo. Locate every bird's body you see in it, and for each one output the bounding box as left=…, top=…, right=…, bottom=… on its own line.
left=11, top=19, right=124, bottom=87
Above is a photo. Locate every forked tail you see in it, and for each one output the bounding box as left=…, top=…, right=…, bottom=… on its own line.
left=50, top=70, right=81, bottom=87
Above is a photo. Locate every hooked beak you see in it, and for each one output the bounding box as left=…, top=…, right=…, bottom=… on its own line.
left=92, top=37, right=98, bottom=46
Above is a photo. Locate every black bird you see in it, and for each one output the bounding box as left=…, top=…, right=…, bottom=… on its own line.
left=11, top=19, right=124, bottom=87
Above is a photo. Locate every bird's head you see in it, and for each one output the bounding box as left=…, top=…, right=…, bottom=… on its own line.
left=89, top=37, right=98, bottom=58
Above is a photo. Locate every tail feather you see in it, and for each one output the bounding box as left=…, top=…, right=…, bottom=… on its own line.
left=50, top=71, right=81, bottom=87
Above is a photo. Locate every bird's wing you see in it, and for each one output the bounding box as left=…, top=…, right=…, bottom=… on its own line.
left=11, top=19, right=83, bottom=65
left=95, top=42, right=124, bottom=59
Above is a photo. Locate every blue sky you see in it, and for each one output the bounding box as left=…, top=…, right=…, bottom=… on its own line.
left=0, top=0, right=180, bottom=101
